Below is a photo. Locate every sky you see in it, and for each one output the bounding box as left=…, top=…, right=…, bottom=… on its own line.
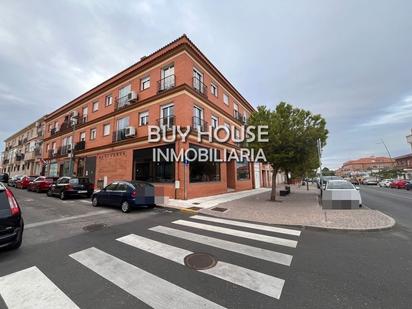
left=0, top=0, right=411, bottom=169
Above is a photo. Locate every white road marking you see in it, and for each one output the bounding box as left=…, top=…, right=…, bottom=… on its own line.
left=150, top=225, right=293, bottom=266
left=70, top=247, right=224, bottom=309
left=0, top=266, right=79, bottom=309
left=117, top=234, right=285, bottom=299
left=25, top=210, right=114, bottom=229
left=172, top=220, right=298, bottom=248
left=191, top=215, right=301, bottom=236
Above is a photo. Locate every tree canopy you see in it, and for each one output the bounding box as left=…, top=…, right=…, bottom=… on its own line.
left=247, top=102, right=328, bottom=200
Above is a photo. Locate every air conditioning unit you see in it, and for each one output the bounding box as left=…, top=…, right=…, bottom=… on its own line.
left=127, top=91, right=138, bottom=102
left=125, top=126, right=136, bottom=137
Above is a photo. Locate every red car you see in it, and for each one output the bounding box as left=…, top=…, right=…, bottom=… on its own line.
left=28, top=176, right=59, bottom=193
left=15, top=176, right=38, bottom=189
left=390, top=179, right=409, bottom=189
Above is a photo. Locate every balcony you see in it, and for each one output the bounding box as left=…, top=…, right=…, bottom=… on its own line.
left=34, top=147, right=42, bottom=157
left=112, top=129, right=128, bottom=142
left=233, top=110, right=243, bottom=122
left=156, top=115, right=175, bottom=131
left=60, top=145, right=72, bottom=156
left=157, top=75, right=176, bottom=93
left=50, top=128, right=59, bottom=136
left=74, top=141, right=86, bottom=151
left=47, top=149, right=57, bottom=158
left=115, top=92, right=138, bottom=111
left=2, top=159, right=9, bottom=165
left=192, top=116, right=208, bottom=132
left=15, top=154, right=24, bottom=161
left=192, top=77, right=207, bottom=97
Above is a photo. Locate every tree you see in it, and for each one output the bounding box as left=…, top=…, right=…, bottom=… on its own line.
left=247, top=102, right=328, bottom=201
left=322, top=167, right=335, bottom=176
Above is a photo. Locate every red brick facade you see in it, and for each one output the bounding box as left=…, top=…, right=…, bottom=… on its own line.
left=42, top=35, right=265, bottom=199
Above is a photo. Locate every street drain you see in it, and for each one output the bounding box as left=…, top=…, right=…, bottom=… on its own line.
left=83, top=223, right=107, bottom=232
left=184, top=252, right=217, bottom=270
left=211, top=207, right=228, bottom=212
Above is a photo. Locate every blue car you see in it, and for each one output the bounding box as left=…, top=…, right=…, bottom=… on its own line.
left=91, top=181, right=156, bottom=213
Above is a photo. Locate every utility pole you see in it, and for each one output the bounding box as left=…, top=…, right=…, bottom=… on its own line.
left=379, top=138, right=392, bottom=159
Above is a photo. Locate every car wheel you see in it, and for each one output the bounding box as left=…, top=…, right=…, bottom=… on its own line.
left=121, top=201, right=131, bottom=213
left=148, top=204, right=156, bottom=209
left=47, top=189, right=52, bottom=197
left=60, top=192, right=66, bottom=200
left=92, top=197, right=99, bottom=207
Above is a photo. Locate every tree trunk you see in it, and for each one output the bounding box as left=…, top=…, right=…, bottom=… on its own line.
left=270, top=169, right=278, bottom=201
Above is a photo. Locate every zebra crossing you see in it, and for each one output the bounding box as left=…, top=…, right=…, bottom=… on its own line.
left=0, top=215, right=302, bottom=308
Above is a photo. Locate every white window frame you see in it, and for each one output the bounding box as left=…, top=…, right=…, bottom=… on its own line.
left=139, top=111, right=149, bottom=126
left=211, top=83, right=218, bottom=97
left=211, top=116, right=218, bottom=128
left=90, top=128, right=97, bottom=140
left=223, top=93, right=229, bottom=105
left=105, top=95, right=113, bottom=107
left=92, top=101, right=99, bottom=112
left=140, top=76, right=150, bottom=90
left=103, top=124, right=111, bottom=136
left=80, top=132, right=86, bottom=142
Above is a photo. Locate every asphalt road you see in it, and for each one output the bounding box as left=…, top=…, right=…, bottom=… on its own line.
left=0, top=186, right=411, bottom=308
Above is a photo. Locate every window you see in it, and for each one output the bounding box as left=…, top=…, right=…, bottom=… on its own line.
left=90, top=128, right=97, bottom=140
left=211, top=83, right=218, bottom=96
left=188, top=144, right=221, bottom=183
left=160, top=104, right=174, bottom=129
left=133, top=144, right=175, bottom=183
left=211, top=116, right=218, bottom=129
left=160, top=64, right=175, bottom=90
left=115, top=117, right=129, bottom=141
left=92, top=101, right=99, bottom=112
left=193, top=68, right=204, bottom=93
left=234, top=102, right=239, bottom=119
left=223, top=93, right=229, bottom=105
left=103, top=124, right=111, bottom=136
left=139, top=111, right=149, bottom=126
left=140, top=76, right=150, bottom=90
left=236, top=160, right=250, bottom=180
left=193, top=106, right=204, bottom=130
left=105, top=95, right=113, bottom=107
left=80, top=132, right=86, bottom=141
left=82, top=106, right=88, bottom=116
left=118, top=84, right=131, bottom=107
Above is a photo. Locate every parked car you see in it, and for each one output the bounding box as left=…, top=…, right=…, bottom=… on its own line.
left=15, top=176, right=38, bottom=189
left=390, top=179, right=409, bottom=189
left=378, top=179, right=393, bottom=187
left=0, top=183, right=24, bottom=250
left=363, top=177, right=379, bottom=185
left=0, top=173, right=9, bottom=184
left=47, top=177, right=94, bottom=200
left=319, top=176, right=343, bottom=189
left=28, top=176, right=59, bottom=193
left=322, top=180, right=362, bottom=208
left=406, top=181, right=412, bottom=191
left=91, top=181, right=155, bottom=213
left=350, top=178, right=360, bottom=185
left=8, top=175, right=23, bottom=187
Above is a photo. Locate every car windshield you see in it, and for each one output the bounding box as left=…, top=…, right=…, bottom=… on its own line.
left=327, top=181, right=355, bottom=190
left=69, top=178, right=89, bottom=185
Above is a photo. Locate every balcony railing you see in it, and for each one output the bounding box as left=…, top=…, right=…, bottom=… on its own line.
left=50, top=128, right=59, bottom=136
left=47, top=149, right=57, bottom=158
left=233, top=110, right=243, bottom=122
left=74, top=141, right=86, bottom=151
left=192, top=77, right=207, bottom=97
left=156, top=115, right=175, bottom=131
left=60, top=145, right=72, bottom=155
left=192, top=116, right=208, bottom=132
left=15, top=154, right=24, bottom=161
left=157, top=75, right=176, bottom=93
left=115, top=93, right=138, bottom=111
left=112, top=129, right=128, bottom=143
left=2, top=159, right=9, bottom=165
left=34, top=147, right=42, bottom=157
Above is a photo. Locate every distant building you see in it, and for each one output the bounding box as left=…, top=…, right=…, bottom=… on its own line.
left=394, top=153, right=412, bottom=179
left=336, top=156, right=395, bottom=177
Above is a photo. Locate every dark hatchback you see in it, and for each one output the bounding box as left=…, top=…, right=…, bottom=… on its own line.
left=0, top=183, right=23, bottom=250
left=47, top=177, right=94, bottom=200
left=92, top=181, right=155, bottom=213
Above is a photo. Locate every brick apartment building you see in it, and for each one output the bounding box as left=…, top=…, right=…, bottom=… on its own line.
left=336, top=156, right=395, bottom=177
left=1, top=117, right=45, bottom=177
left=41, top=35, right=271, bottom=199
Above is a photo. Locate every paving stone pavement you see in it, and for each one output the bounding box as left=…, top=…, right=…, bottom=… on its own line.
left=200, top=185, right=395, bottom=231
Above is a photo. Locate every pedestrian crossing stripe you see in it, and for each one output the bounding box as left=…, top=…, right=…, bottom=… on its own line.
left=173, top=219, right=298, bottom=248
left=117, top=234, right=285, bottom=299
left=191, top=215, right=301, bottom=236
left=0, top=266, right=79, bottom=309
left=70, top=247, right=225, bottom=309
left=149, top=225, right=293, bottom=266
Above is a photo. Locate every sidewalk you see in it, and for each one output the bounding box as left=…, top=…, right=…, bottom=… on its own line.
left=167, top=188, right=271, bottom=210
left=193, top=185, right=395, bottom=231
